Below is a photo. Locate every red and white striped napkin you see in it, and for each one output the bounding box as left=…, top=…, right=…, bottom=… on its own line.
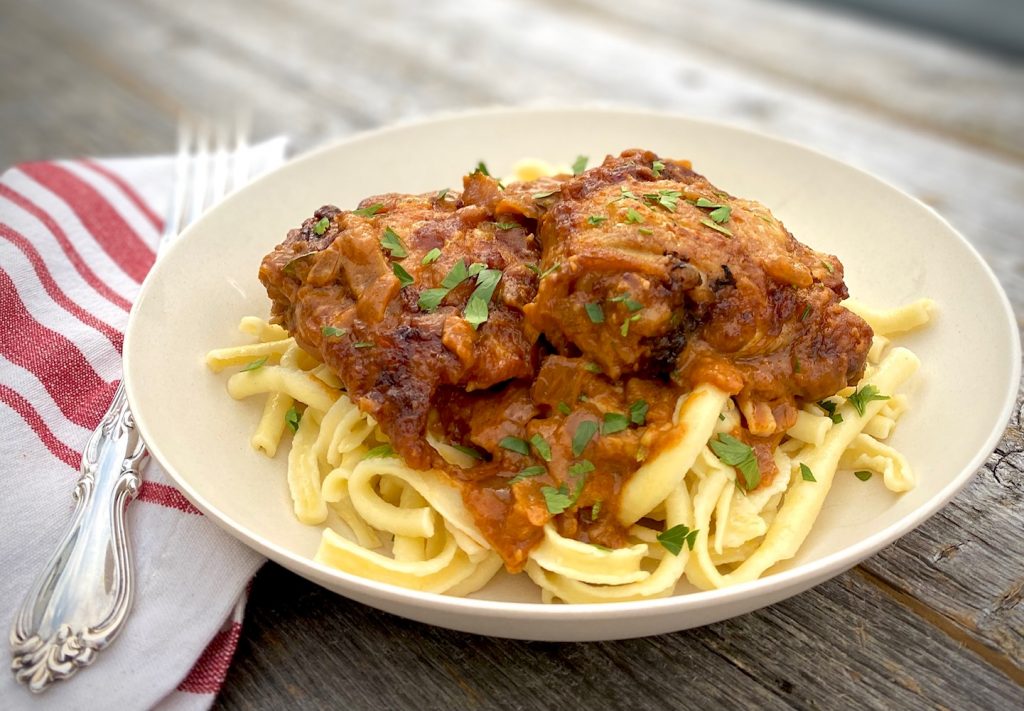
left=1, top=140, right=286, bottom=710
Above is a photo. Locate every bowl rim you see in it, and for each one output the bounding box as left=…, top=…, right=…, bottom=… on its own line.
left=124, top=105, right=1022, bottom=618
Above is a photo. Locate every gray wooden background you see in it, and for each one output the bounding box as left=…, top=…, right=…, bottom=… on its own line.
left=2, top=0, right=1021, bottom=708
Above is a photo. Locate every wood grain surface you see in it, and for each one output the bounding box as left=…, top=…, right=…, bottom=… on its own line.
left=1, top=0, right=1021, bottom=708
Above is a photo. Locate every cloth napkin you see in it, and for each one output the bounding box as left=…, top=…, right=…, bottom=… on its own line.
left=0, top=139, right=287, bottom=710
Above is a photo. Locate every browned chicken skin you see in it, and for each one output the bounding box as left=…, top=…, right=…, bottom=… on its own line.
left=259, top=149, right=873, bottom=570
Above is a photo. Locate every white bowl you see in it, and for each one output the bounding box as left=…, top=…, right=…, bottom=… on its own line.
left=123, top=107, right=1020, bottom=641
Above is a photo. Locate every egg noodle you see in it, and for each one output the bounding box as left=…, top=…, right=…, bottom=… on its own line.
left=204, top=160, right=934, bottom=602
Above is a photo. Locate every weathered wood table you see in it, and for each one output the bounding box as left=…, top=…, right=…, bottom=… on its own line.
left=3, top=0, right=1021, bottom=708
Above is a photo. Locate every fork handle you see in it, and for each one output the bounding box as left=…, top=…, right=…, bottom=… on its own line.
left=10, top=382, right=147, bottom=693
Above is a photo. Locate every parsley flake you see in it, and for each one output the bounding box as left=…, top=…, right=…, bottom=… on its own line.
left=541, top=484, right=574, bottom=515
left=709, top=433, right=761, bottom=490
left=321, top=326, right=347, bottom=338
left=380, top=227, right=408, bottom=258
left=365, top=444, right=397, bottom=459
left=657, top=524, right=699, bottom=555
left=572, top=155, right=588, bottom=175
left=602, top=412, right=629, bottom=435
left=452, top=444, right=484, bottom=460
left=474, top=161, right=490, bottom=177
left=557, top=401, right=572, bottom=416
left=352, top=203, right=384, bottom=217
left=626, top=208, right=644, bottom=224
left=817, top=399, right=844, bottom=424
left=533, top=189, right=560, bottom=201
left=392, top=262, right=414, bottom=288
left=421, top=247, right=442, bottom=265
left=499, top=436, right=531, bottom=456
left=821, top=259, right=835, bottom=274
left=587, top=215, right=607, bottom=226
left=284, top=406, right=301, bottom=433
left=353, top=342, right=375, bottom=349
left=313, top=217, right=330, bottom=235
left=701, top=218, right=733, bottom=236
left=509, top=465, right=546, bottom=484
left=572, top=420, right=598, bottom=457
left=638, top=227, right=653, bottom=235
left=494, top=221, right=518, bottom=230
left=464, top=268, right=502, bottom=329
left=417, top=288, right=449, bottom=312
left=847, top=385, right=889, bottom=417
left=585, top=302, right=605, bottom=323
left=629, top=399, right=649, bottom=426
left=801, top=305, right=812, bottom=321
left=569, top=459, right=595, bottom=477
left=800, top=463, right=816, bottom=482
left=855, top=470, right=873, bottom=481
left=612, top=187, right=639, bottom=203
left=643, top=190, right=681, bottom=211
left=652, top=160, right=665, bottom=177
left=583, top=362, right=602, bottom=374
left=241, top=356, right=268, bottom=372
left=441, top=259, right=470, bottom=289
left=591, top=500, right=603, bottom=520
left=436, top=188, right=450, bottom=200
left=530, top=434, right=552, bottom=462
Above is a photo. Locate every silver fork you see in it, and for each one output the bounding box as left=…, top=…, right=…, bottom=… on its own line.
left=10, top=118, right=252, bottom=693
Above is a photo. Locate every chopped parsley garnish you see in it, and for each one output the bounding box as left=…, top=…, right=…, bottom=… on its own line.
left=467, top=262, right=486, bottom=277
left=610, top=293, right=643, bottom=312
left=612, top=187, right=639, bottom=203
left=421, top=247, right=442, bottom=265
left=847, top=385, right=889, bottom=416
left=625, top=208, right=644, bottom=224
left=284, top=406, right=301, bottom=433
left=352, top=203, right=384, bottom=217
left=464, top=268, right=502, bottom=329
left=569, top=459, right=595, bottom=477
left=854, top=470, right=873, bottom=481
left=441, top=259, right=471, bottom=289
left=635, top=445, right=648, bottom=462
left=392, top=262, right=414, bottom=288
left=701, top=218, right=733, bottom=236
left=474, top=161, right=490, bottom=176
left=557, top=401, right=572, bottom=416
left=499, top=436, right=531, bottom=456
left=452, top=444, right=484, bottom=460
left=620, top=313, right=641, bottom=336
left=652, top=159, right=665, bottom=177
left=638, top=227, right=653, bottom=235
left=364, top=444, right=397, bottom=459
left=583, top=362, right=602, bottom=374
left=494, top=221, right=518, bottom=230
left=801, top=305, right=812, bottom=321
left=321, top=326, right=348, bottom=338
left=572, top=155, right=588, bottom=175
left=709, top=433, right=761, bottom=490
left=353, top=342, right=375, bottom=349
left=591, top=543, right=612, bottom=552
left=541, top=484, right=574, bottom=515
left=313, top=217, right=330, bottom=235
left=532, top=189, right=560, bottom=200
left=530, top=434, right=552, bottom=462
left=695, top=197, right=731, bottom=224
left=800, top=463, right=816, bottom=482
left=572, top=420, right=598, bottom=457
left=417, top=288, right=449, bottom=312
left=587, top=215, right=607, bottom=226
left=240, top=356, right=267, bottom=372
left=643, top=190, right=681, bottom=211
left=821, top=259, right=835, bottom=274
left=602, top=412, right=629, bottom=435
left=380, top=227, right=408, bottom=258
left=591, top=500, right=603, bottom=520
left=509, top=465, right=546, bottom=484
left=585, top=302, right=605, bottom=323
left=436, top=188, right=450, bottom=200
left=657, top=524, right=699, bottom=555
left=817, top=399, right=843, bottom=424
left=526, top=262, right=561, bottom=279
left=793, top=356, right=801, bottom=374
left=629, top=399, right=648, bottom=426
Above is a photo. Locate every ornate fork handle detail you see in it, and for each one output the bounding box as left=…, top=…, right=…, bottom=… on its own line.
left=10, top=383, right=147, bottom=693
